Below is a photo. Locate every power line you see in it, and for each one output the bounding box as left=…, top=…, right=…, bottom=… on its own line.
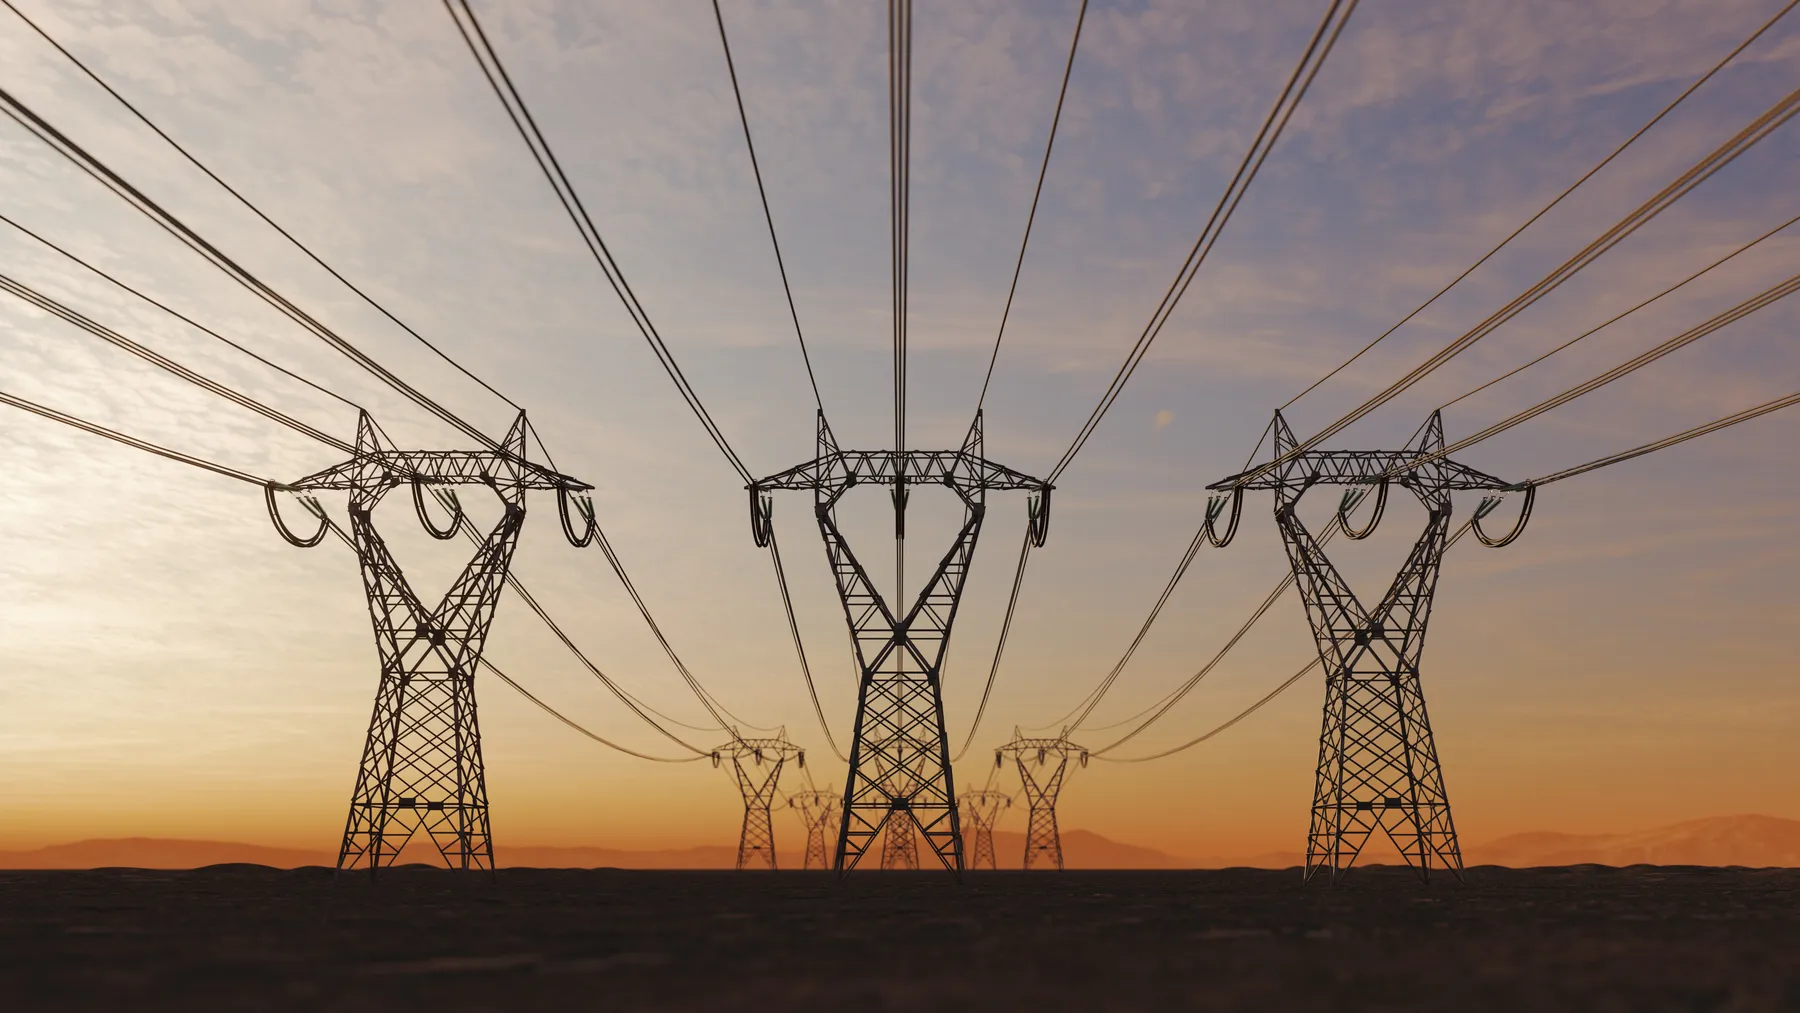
left=1096, top=521, right=1478, bottom=761
left=1525, top=387, right=1800, bottom=487
left=766, top=526, right=845, bottom=761
left=0, top=84, right=502, bottom=450
left=0, top=385, right=268, bottom=485
left=0, top=212, right=364, bottom=414
left=1413, top=269, right=1800, bottom=470
left=0, top=269, right=352, bottom=453
left=1440, top=211, right=1800, bottom=413
left=0, top=0, right=527, bottom=420
left=479, top=657, right=706, bottom=763
left=975, top=0, right=1088, bottom=414
left=1046, top=0, right=1360, bottom=484
left=1284, top=0, right=1800, bottom=412
left=952, top=526, right=1033, bottom=761
left=1227, top=82, right=1800, bottom=492
left=710, top=0, right=824, bottom=417
left=443, top=0, right=751, bottom=483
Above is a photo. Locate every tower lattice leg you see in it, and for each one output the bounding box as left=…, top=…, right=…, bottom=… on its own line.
left=1271, top=414, right=1462, bottom=884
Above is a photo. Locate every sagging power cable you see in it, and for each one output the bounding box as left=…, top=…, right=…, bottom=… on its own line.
left=710, top=0, right=824, bottom=417
left=1284, top=0, right=1800, bottom=411
left=975, top=0, right=1088, bottom=414
left=767, top=526, right=846, bottom=761
left=0, top=0, right=528, bottom=425
left=0, top=385, right=267, bottom=485
left=444, top=0, right=751, bottom=483
left=1524, top=387, right=1800, bottom=487
left=0, top=85, right=501, bottom=450
left=1046, top=0, right=1359, bottom=484
left=951, top=526, right=1034, bottom=761
left=1229, top=81, right=1800, bottom=491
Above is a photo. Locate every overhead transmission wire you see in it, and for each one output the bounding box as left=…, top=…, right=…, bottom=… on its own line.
left=1228, top=80, right=1800, bottom=491
left=443, top=0, right=751, bottom=484
left=0, top=85, right=502, bottom=451
left=0, top=17, right=743, bottom=756
left=445, top=0, right=784, bottom=739
left=1095, top=520, right=1479, bottom=762
left=1283, top=0, right=1800, bottom=413
left=1045, top=0, right=1360, bottom=485
left=709, top=0, right=842, bottom=757
left=975, top=0, right=1087, bottom=413
left=1438, top=211, right=1800, bottom=413
left=0, top=0, right=555, bottom=457
left=889, top=0, right=913, bottom=616
left=710, top=0, right=823, bottom=415
left=951, top=527, right=1034, bottom=761
left=0, top=347, right=687, bottom=758
left=0, top=212, right=364, bottom=416
left=1524, top=387, right=1800, bottom=486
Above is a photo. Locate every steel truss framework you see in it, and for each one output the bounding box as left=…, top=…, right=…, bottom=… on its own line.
left=714, top=734, right=804, bottom=870
left=788, top=789, right=841, bottom=870
left=1209, top=410, right=1518, bottom=883
left=997, top=732, right=1087, bottom=871
left=880, top=811, right=920, bottom=869
left=751, top=411, right=1050, bottom=874
left=958, top=789, right=1013, bottom=870
left=278, top=411, right=591, bottom=875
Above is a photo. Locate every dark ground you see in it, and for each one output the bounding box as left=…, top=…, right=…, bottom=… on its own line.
left=2, top=865, right=1798, bottom=1011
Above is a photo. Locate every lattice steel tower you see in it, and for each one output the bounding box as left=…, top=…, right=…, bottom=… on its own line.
left=751, top=411, right=1051, bottom=874
left=273, top=411, right=594, bottom=874
left=788, top=789, right=841, bottom=870
left=997, top=732, right=1087, bottom=870
left=879, top=811, right=920, bottom=869
left=714, top=733, right=803, bottom=870
left=958, top=788, right=1012, bottom=870
left=1207, top=411, right=1526, bottom=882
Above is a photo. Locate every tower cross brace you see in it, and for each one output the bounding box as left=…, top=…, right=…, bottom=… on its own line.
left=751, top=411, right=1050, bottom=875
left=1208, top=410, right=1523, bottom=883
left=274, top=410, right=593, bottom=875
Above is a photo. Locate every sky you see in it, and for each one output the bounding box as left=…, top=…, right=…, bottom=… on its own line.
left=0, top=0, right=1798, bottom=863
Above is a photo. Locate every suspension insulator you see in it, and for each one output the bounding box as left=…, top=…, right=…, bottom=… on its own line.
left=797, top=751, right=805, bottom=769
left=1028, top=489, right=1052, bottom=547
left=558, top=485, right=598, bottom=547
left=711, top=751, right=721, bottom=768
left=265, top=483, right=328, bottom=548
left=1338, top=479, right=1389, bottom=540
left=1202, top=487, right=1243, bottom=547
left=749, top=489, right=774, bottom=548
left=1472, top=484, right=1536, bottom=548
left=412, top=481, right=462, bottom=540
left=995, top=752, right=1003, bottom=769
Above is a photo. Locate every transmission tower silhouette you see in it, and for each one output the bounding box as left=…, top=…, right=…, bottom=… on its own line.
left=788, top=789, right=841, bottom=870
left=880, top=812, right=921, bottom=869
left=997, top=731, right=1087, bottom=870
left=713, top=733, right=803, bottom=870
left=277, top=411, right=595, bottom=874
left=958, top=788, right=1012, bottom=870
left=1207, top=410, right=1524, bottom=882
left=751, top=411, right=1051, bottom=874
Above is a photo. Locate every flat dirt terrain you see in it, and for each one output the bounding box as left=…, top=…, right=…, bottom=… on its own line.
left=2, top=865, right=1798, bottom=1011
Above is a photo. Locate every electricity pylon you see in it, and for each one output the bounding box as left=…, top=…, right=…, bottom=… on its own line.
left=273, top=411, right=595, bottom=874
left=997, top=732, right=1087, bottom=870
left=958, top=789, right=1012, bottom=870
left=880, top=813, right=920, bottom=869
left=1206, top=410, right=1525, bottom=883
left=713, top=733, right=804, bottom=870
left=750, top=410, right=1051, bottom=875
left=788, top=789, right=841, bottom=870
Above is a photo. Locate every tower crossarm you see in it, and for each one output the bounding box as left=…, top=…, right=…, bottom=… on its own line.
left=285, top=448, right=589, bottom=494
left=1209, top=450, right=1509, bottom=493
left=751, top=449, right=1048, bottom=500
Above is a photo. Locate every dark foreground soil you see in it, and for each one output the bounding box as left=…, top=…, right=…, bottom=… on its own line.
left=2, top=865, right=1798, bottom=1011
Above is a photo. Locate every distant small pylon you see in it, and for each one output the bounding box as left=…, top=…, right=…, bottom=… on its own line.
left=788, top=789, right=841, bottom=870
left=880, top=815, right=920, bottom=869
left=958, top=789, right=1012, bottom=870
left=996, top=730, right=1087, bottom=871
left=713, top=732, right=803, bottom=870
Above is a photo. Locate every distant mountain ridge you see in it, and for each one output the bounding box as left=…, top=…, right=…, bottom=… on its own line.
left=4, top=815, right=1798, bottom=869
